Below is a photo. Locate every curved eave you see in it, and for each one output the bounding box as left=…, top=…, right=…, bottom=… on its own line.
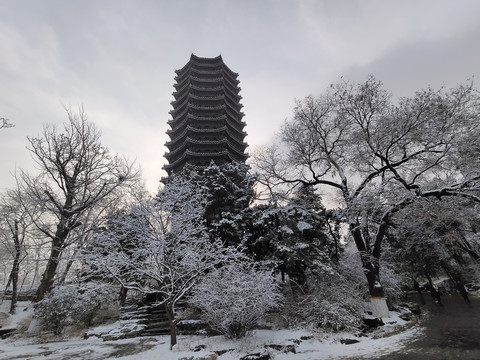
left=165, top=138, right=228, bottom=157
left=167, top=113, right=228, bottom=127
left=171, top=92, right=243, bottom=110
left=166, top=124, right=248, bottom=142
left=167, top=114, right=247, bottom=135
left=174, top=73, right=240, bottom=91
left=163, top=149, right=230, bottom=171
left=175, top=54, right=239, bottom=76
left=169, top=103, right=243, bottom=117
left=163, top=149, right=247, bottom=172
left=175, top=54, right=223, bottom=74
left=164, top=137, right=248, bottom=158
left=173, top=78, right=241, bottom=97
left=175, top=67, right=239, bottom=85
left=170, top=97, right=243, bottom=114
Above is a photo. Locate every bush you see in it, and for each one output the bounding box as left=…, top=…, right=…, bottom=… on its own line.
left=35, top=282, right=117, bottom=335
left=286, top=249, right=367, bottom=332
left=287, top=269, right=364, bottom=332
left=190, top=261, right=282, bottom=339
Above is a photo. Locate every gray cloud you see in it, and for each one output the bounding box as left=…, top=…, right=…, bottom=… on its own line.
left=1, top=0, right=480, bottom=192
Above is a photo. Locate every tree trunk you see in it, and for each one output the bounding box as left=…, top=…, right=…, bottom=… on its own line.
left=35, top=240, right=62, bottom=302
left=119, top=286, right=128, bottom=307
left=5, top=273, right=11, bottom=289
left=440, top=261, right=455, bottom=281
left=349, top=223, right=385, bottom=297
left=35, top=217, right=71, bottom=302
left=165, top=302, right=177, bottom=350
left=349, top=222, right=389, bottom=317
left=58, top=255, right=75, bottom=286
left=457, top=236, right=480, bottom=260
left=8, top=219, right=22, bottom=315
left=9, top=276, right=18, bottom=315
left=31, top=244, right=42, bottom=288
left=9, top=250, right=20, bottom=315
left=362, top=259, right=385, bottom=297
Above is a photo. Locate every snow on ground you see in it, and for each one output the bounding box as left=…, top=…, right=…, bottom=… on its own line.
left=0, top=301, right=33, bottom=329
left=0, top=303, right=422, bottom=360
left=120, top=324, right=421, bottom=360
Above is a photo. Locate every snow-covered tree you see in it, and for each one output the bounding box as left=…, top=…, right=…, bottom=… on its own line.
left=240, top=188, right=335, bottom=290
left=83, top=175, right=244, bottom=349
left=196, top=162, right=255, bottom=246
left=15, top=107, right=139, bottom=301
left=383, top=198, right=480, bottom=284
left=190, top=259, right=282, bottom=339
left=163, top=162, right=255, bottom=248
left=201, top=162, right=255, bottom=222
left=252, top=77, right=480, bottom=315
left=84, top=208, right=149, bottom=304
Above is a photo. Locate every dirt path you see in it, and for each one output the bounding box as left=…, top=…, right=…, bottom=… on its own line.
left=364, top=294, right=480, bottom=359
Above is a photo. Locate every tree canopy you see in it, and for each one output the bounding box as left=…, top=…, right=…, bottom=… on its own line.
left=16, top=107, right=139, bottom=301
left=252, top=76, right=480, bottom=304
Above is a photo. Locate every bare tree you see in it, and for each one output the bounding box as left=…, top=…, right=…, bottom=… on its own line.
left=0, top=190, right=32, bottom=314
left=16, top=107, right=139, bottom=302
left=252, top=77, right=480, bottom=315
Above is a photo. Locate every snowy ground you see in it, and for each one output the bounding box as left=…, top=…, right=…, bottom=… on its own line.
left=0, top=301, right=422, bottom=360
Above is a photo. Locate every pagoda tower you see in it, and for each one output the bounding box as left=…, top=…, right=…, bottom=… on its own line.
left=163, top=54, right=248, bottom=176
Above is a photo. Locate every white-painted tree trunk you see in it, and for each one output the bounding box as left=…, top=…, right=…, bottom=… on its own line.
left=27, top=318, right=42, bottom=335
left=370, top=296, right=390, bottom=318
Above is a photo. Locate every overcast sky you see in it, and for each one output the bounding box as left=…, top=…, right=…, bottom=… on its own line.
left=1, top=0, right=480, bottom=193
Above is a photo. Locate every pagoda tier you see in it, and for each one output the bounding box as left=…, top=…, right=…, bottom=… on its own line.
left=163, top=54, right=248, bottom=175
left=165, top=126, right=247, bottom=150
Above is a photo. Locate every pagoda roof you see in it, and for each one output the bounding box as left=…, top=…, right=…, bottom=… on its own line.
left=175, top=53, right=239, bottom=78
left=163, top=149, right=248, bottom=172
left=165, top=125, right=247, bottom=144
left=164, top=137, right=247, bottom=158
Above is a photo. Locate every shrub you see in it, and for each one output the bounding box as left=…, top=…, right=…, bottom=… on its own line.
left=35, top=282, right=117, bottom=335
left=190, top=261, right=282, bottom=339
left=287, top=269, right=364, bottom=332
left=285, top=250, right=367, bottom=332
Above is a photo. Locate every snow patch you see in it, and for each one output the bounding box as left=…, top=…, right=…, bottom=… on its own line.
left=0, top=304, right=421, bottom=360
left=296, top=221, right=313, bottom=231
left=280, top=225, right=293, bottom=234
